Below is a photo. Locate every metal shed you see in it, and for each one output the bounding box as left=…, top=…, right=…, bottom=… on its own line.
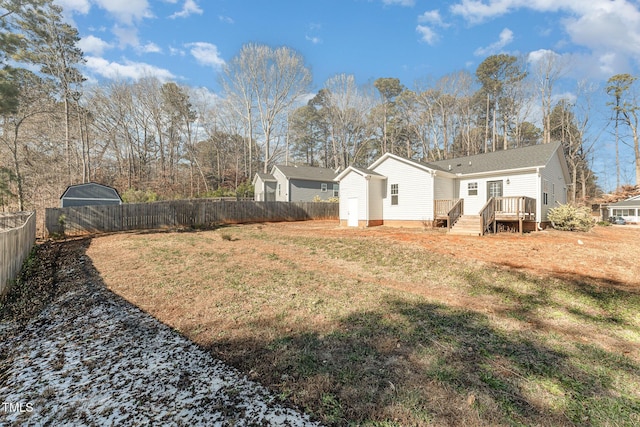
left=60, top=183, right=122, bottom=208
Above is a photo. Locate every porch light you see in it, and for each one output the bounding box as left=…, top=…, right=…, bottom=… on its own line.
left=506, top=178, right=510, bottom=184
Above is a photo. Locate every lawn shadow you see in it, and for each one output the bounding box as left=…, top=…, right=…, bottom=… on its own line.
left=206, top=297, right=640, bottom=426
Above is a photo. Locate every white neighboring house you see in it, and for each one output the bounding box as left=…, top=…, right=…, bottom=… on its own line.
left=607, top=194, right=640, bottom=223
left=336, top=142, right=570, bottom=234
left=253, top=165, right=339, bottom=202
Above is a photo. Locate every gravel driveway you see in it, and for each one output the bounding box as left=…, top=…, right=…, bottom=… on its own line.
left=0, top=241, right=321, bottom=426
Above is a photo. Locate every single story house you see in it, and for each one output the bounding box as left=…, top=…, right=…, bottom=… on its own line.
left=60, top=183, right=122, bottom=207
left=253, top=165, right=339, bottom=202
left=607, top=194, right=640, bottom=223
left=336, top=142, right=570, bottom=235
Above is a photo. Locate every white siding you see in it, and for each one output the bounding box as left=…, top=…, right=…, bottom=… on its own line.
left=338, top=172, right=366, bottom=222
left=373, top=157, right=435, bottom=221
left=434, top=176, right=455, bottom=201
left=539, top=151, right=568, bottom=220
left=457, top=172, right=538, bottom=215
left=272, top=169, right=288, bottom=201
left=368, top=178, right=385, bottom=221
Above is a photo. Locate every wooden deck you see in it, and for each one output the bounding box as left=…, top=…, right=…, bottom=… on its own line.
left=435, top=196, right=536, bottom=235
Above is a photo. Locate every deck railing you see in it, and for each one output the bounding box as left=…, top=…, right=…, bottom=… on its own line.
left=447, top=198, right=464, bottom=230
left=434, top=199, right=460, bottom=218
left=494, top=196, right=536, bottom=220
left=479, top=197, right=496, bottom=235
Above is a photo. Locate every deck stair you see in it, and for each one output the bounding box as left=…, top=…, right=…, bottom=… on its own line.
left=449, top=215, right=482, bottom=236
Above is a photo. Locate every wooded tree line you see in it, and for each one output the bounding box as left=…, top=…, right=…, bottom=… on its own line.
left=1, top=0, right=639, bottom=214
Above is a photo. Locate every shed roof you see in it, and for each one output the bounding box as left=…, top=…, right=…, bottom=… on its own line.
left=254, top=172, right=276, bottom=182
left=273, top=165, right=338, bottom=182
left=61, top=183, right=122, bottom=201
left=428, top=142, right=563, bottom=175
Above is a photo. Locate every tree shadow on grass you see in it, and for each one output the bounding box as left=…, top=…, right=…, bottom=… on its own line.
left=29, top=239, right=638, bottom=427
left=207, top=296, right=640, bottom=427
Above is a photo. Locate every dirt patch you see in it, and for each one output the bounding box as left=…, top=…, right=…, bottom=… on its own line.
left=263, top=221, right=639, bottom=290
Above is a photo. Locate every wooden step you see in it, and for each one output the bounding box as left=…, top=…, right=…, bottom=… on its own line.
left=449, top=215, right=482, bottom=236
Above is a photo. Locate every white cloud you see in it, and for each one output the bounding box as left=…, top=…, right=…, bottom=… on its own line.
left=527, top=48, right=560, bottom=65
left=112, top=25, right=140, bottom=49
left=416, top=9, right=449, bottom=45
left=85, top=56, right=176, bottom=81
left=219, top=15, right=235, bottom=24
left=78, top=35, right=113, bottom=56
left=306, top=35, right=322, bottom=44
left=140, top=42, right=162, bottom=54
left=186, top=42, right=225, bottom=69
left=416, top=25, right=438, bottom=45
left=451, top=0, right=640, bottom=74
left=93, top=0, right=153, bottom=25
left=382, top=0, right=415, bottom=6
left=55, top=0, right=91, bottom=14
left=169, top=0, right=203, bottom=19
left=418, top=10, right=446, bottom=25
left=474, top=27, right=514, bottom=56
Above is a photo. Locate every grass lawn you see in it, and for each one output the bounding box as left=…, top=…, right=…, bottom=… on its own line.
left=87, top=222, right=640, bottom=426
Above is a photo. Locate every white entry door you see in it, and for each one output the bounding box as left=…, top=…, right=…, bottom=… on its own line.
left=347, top=198, right=359, bottom=227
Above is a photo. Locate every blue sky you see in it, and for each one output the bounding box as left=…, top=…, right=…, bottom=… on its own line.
left=56, top=0, right=640, bottom=189
left=59, top=0, right=640, bottom=90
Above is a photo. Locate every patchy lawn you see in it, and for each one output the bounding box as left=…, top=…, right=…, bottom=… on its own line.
left=85, top=221, right=640, bottom=426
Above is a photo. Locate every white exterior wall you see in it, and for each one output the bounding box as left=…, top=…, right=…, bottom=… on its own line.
left=254, top=178, right=265, bottom=201
left=608, top=207, right=640, bottom=223
left=338, top=172, right=367, bottom=222
left=539, top=153, right=568, bottom=221
left=368, top=178, right=385, bottom=221
left=457, top=172, right=538, bottom=215
left=434, top=175, right=455, bottom=201
left=272, top=169, right=289, bottom=202
left=373, top=158, right=434, bottom=221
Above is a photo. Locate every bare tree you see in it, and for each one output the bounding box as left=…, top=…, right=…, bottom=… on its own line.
left=529, top=50, right=568, bottom=144
left=220, top=43, right=312, bottom=174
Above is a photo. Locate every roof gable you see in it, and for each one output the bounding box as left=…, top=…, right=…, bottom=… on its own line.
left=336, top=166, right=385, bottom=181
left=370, top=152, right=444, bottom=175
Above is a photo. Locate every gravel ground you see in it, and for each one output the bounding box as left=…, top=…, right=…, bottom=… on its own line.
left=0, top=241, right=321, bottom=426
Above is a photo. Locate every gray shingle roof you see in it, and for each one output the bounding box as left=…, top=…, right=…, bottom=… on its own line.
left=608, top=198, right=640, bottom=207
left=428, top=142, right=562, bottom=175
left=275, top=165, right=338, bottom=181
left=61, top=183, right=121, bottom=200
left=255, top=172, right=275, bottom=181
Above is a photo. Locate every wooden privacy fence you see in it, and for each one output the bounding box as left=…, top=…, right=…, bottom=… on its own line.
left=45, top=200, right=339, bottom=237
left=1, top=211, right=36, bottom=297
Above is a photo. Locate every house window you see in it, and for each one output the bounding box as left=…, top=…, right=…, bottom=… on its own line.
left=391, top=184, right=399, bottom=205
left=468, top=182, right=478, bottom=196
left=321, top=183, right=328, bottom=192
left=613, top=208, right=634, bottom=216
left=333, top=184, right=339, bottom=197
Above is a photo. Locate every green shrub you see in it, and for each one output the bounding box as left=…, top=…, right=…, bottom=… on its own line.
left=121, top=188, right=159, bottom=203
left=548, top=203, right=594, bottom=232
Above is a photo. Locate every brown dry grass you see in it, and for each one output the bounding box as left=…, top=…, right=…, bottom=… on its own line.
left=86, top=221, right=640, bottom=426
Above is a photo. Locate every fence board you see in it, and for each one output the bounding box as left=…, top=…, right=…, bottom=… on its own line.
left=45, top=200, right=338, bottom=237
left=0, top=211, right=36, bottom=296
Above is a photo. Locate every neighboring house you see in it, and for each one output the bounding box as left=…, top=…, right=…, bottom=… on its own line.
left=607, top=195, right=640, bottom=223
left=253, top=165, right=339, bottom=202
left=60, top=183, right=122, bottom=208
left=252, top=172, right=277, bottom=202
left=337, top=142, right=570, bottom=234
